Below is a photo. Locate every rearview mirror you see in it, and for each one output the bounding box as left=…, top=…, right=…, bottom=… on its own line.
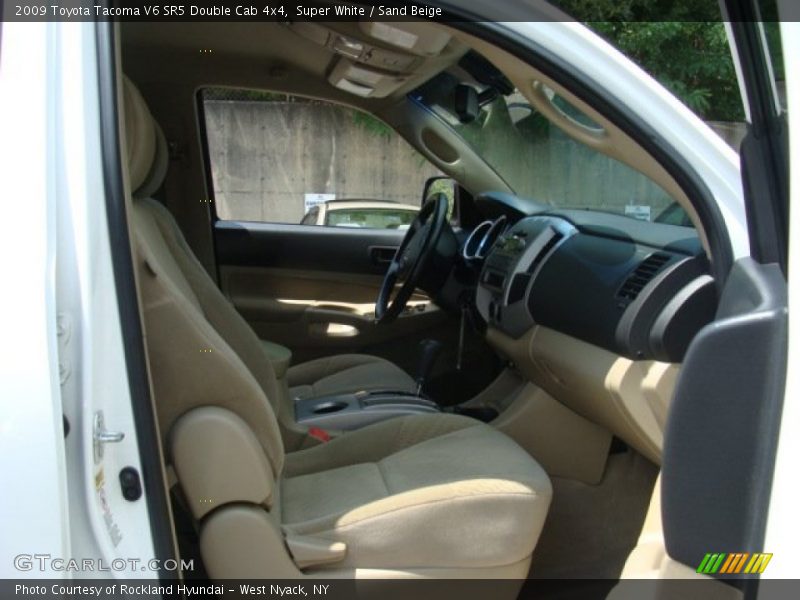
left=454, top=84, right=480, bottom=123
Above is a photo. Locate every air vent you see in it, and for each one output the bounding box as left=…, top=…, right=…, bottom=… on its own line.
left=507, top=273, right=532, bottom=304
left=526, top=231, right=564, bottom=274
left=617, top=253, right=670, bottom=304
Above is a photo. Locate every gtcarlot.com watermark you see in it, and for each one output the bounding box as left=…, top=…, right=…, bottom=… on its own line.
left=14, top=554, right=193, bottom=573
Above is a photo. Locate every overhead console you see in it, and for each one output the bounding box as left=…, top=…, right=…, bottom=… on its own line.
left=358, top=22, right=452, bottom=56
left=285, top=21, right=454, bottom=98
left=476, top=214, right=717, bottom=363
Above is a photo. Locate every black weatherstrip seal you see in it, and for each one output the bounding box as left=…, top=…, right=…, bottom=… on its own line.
left=96, top=21, right=177, bottom=576
left=195, top=89, right=224, bottom=283
left=434, top=12, right=735, bottom=286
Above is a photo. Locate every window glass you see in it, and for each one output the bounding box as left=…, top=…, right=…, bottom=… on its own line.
left=547, top=4, right=745, bottom=118
left=654, top=202, right=692, bottom=227
left=758, top=0, right=786, bottom=114
left=413, top=72, right=682, bottom=224
left=547, top=2, right=750, bottom=152
left=201, top=89, right=442, bottom=228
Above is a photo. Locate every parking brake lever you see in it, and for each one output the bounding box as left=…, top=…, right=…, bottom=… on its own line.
left=415, top=339, right=443, bottom=396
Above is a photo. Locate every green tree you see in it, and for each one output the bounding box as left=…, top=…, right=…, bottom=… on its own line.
left=552, top=0, right=745, bottom=121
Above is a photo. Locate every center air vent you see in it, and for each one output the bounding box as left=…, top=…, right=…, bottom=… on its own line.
left=526, top=231, right=564, bottom=274
left=617, top=253, right=671, bottom=304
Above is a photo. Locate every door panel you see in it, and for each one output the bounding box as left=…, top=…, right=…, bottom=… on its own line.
left=214, top=221, right=451, bottom=368
left=659, top=0, right=789, bottom=580
left=662, top=258, right=786, bottom=577
left=219, top=265, right=447, bottom=364
left=215, top=220, right=409, bottom=274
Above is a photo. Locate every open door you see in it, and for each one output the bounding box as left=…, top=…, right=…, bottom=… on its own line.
left=656, top=0, right=790, bottom=587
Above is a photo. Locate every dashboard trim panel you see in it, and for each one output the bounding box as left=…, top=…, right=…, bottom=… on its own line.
left=475, top=213, right=714, bottom=362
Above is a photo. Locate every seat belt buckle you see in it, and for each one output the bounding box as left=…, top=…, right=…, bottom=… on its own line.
left=308, top=427, right=331, bottom=443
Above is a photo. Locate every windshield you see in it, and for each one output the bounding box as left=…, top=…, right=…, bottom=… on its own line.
left=411, top=67, right=679, bottom=224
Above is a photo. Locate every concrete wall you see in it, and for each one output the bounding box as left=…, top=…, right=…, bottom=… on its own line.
left=205, top=100, right=442, bottom=223
left=483, top=125, right=674, bottom=215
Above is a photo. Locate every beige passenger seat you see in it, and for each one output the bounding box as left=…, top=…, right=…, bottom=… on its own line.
left=122, top=75, right=552, bottom=583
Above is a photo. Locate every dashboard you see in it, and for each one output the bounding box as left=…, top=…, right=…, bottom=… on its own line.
left=459, top=192, right=718, bottom=464
left=469, top=197, right=717, bottom=364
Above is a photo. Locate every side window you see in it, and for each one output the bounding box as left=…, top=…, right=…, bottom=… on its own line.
left=200, top=89, right=443, bottom=229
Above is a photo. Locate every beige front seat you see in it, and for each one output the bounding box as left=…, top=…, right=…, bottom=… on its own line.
left=125, top=77, right=415, bottom=408
left=123, top=76, right=551, bottom=582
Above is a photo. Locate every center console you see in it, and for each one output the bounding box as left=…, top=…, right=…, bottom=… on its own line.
left=476, top=216, right=576, bottom=338
left=295, top=390, right=439, bottom=431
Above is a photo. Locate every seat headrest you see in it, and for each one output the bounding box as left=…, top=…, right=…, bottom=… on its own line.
left=122, top=76, right=168, bottom=199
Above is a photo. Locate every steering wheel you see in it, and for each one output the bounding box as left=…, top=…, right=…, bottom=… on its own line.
left=375, top=193, right=450, bottom=323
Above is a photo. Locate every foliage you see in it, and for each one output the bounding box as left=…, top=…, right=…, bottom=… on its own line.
left=351, top=110, right=394, bottom=138
left=425, top=178, right=456, bottom=220
left=203, top=88, right=290, bottom=102
left=552, top=0, right=746, bottom=121
left=595, top=20, right=743, bottom=120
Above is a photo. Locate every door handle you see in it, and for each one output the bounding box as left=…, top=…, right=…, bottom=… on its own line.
left=369, top=245, right=398, bottom=265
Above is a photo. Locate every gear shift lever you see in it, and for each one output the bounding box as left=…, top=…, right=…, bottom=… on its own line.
left=415, top=339, right=443, bottom=396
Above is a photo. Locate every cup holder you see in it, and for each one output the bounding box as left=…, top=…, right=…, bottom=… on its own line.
left=312, top=400, right=348, bottom=415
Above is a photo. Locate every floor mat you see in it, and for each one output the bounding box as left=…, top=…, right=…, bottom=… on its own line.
left=528, top=448, right=659, bottom=579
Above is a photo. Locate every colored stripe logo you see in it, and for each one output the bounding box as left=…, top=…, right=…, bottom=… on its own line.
left=697, top=552, right=773, bottom=574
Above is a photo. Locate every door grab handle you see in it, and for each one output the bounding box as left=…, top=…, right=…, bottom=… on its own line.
left=369, top=246, right=398, bottom=265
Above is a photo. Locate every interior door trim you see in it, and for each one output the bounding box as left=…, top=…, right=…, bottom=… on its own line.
left=215, top=220, right=406, bottom=275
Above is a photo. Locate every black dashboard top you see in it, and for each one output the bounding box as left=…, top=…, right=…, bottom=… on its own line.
left=545, top=209, right=704, bottom=257
left=472, top=202, right=716, bottom=362
left=474, top=191, right=704, bottom=257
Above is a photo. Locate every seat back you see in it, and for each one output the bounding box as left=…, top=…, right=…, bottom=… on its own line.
left=122, top=76, right=285, bottom=475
